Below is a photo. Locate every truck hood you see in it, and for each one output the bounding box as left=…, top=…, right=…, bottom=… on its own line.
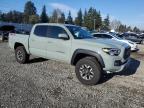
left=114, top=38, right=136, bottom=46
left=80, top=38, right=126, bottom=48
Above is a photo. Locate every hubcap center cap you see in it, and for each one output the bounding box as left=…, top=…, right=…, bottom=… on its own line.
left=79, top=64, right=94, bottom=80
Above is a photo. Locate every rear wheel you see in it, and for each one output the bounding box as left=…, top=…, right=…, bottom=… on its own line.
left=15, top=46, right=29, bottom=64
left=75, top=57, right=102, bottom=85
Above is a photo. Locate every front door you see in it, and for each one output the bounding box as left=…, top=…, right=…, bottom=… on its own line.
left=46, top=26, right=71, bottom=62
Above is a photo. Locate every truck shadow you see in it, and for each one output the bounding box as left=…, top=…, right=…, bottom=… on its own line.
left=28, top=57, right=48, bottom=64
left=99, top=58, right=140, bottom=84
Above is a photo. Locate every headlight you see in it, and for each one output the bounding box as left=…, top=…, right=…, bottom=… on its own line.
left=102, top=48, right=121, bottom=56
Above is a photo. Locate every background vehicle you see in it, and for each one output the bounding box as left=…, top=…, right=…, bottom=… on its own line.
left=0, top=31, right=3, bottom=39
left=120, top=33, right=143, bottom=44
left=92, top=33, right=138, bottom=51
left=0, top=25, right=15, bottom=41
left=9, top=23, right=130, bottom=85
left=139, top=33, right=144, bottom=39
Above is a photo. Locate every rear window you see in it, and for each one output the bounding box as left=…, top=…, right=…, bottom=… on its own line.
left=34, top=25, right=48, bottom=37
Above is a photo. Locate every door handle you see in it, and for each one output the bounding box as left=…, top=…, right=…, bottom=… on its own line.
left=31, top=39, right=35, bottom=41
left=47, top=41, right=52, bottom=43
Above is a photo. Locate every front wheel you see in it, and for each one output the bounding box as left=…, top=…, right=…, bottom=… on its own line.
left=75, top=57, right=102, bottom=85
left=15, top=46, right=29, bottom=64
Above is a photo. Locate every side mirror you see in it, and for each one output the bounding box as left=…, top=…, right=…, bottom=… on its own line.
left=58, top=33, right=69, bottom=40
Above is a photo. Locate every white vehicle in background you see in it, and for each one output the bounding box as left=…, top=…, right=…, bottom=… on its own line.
left=92, top=33, right=138, bottom=51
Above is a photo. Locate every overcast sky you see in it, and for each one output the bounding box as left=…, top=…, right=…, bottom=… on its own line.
left=0, top=0, right=144, bottom=29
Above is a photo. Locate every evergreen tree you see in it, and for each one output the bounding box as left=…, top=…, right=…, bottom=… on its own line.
left=75, top=9, right=83, bottom=26
left=0, top=11, right=2, bottom=21
left=84, top=7, right=102, bottom=30
left=40, top=5, right=48, bottom=23
left=96, top=11, right=102, bottom=30
left=0, top=10, right=23, bottom=23
left=50, top=9, right=62, bottom=23
left=118, top=24, right=126, bottom=32
left=127, top=26, right=132, bottom=32
left=102, top=15, right=110, bottom=30
left=29, top=15, right=39, bottom=24
left=133, top=26, right=140, bottom=33
left=50, top=9, right=58, bottom=23
left=24, top=1, right=37, bottom=23
left=83, top=9, right=88, bottom=27
left=85, top=7, right=94, bottom=30
left=58, top=12, right=65, bottom=23
left=67, top=11, right=73, bottom=24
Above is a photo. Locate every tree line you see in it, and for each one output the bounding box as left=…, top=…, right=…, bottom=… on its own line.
left=0, top=1, right=141, bottom=33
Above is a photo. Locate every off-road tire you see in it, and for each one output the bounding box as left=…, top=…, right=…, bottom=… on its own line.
left=15, top=46, right=29, bottom=64
left=75, top=57, right=102, bottom=85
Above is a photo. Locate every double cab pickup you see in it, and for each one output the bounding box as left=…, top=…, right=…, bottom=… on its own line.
left=9, top=23, right=130, bottom=85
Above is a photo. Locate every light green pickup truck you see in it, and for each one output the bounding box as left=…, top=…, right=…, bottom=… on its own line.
left=9, top=23, right=131, bottom=85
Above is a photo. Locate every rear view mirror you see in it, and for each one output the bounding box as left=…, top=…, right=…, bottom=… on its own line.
left=58, top=33, right=69, bottom=40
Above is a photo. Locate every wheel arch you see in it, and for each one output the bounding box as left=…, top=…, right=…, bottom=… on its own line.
left=14, top=42, right=24, bottom=50
left=71, top=49, right=105, bottom=68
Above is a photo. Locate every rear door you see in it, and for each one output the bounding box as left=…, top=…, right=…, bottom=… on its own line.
left=29, top=25, right=48, bottom=58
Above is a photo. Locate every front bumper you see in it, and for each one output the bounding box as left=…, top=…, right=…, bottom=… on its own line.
left=115, top=58, right=130, bottom=72
left=131, top=44, right=139, bottom=51
left=104, top=58, right=130, bottom=73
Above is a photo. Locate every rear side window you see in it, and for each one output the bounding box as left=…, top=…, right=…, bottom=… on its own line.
left=34, top=25, right=48, bottom=37
left=47, top=26, right=67, bottom=39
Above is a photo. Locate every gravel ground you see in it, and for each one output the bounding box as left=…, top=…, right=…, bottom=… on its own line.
left=0, top=42, right=144, bottom=108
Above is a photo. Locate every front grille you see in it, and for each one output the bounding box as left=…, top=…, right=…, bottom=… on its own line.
left=123, top=46, right=131, bottom=59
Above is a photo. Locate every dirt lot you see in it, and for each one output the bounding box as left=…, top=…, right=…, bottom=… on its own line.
left=0, top=42, right=144, bottom=108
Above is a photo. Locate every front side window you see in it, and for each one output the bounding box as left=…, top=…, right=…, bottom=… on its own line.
left=66, top=26, right=93, bottom=39
left=47, top=26, right=67, bottom=39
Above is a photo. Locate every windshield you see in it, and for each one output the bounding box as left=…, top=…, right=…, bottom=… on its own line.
left=66, top=26, right=93, bottom=39
left=113, top=34, right=123, bottom=40
left=109, top=32, right=123, bottom=40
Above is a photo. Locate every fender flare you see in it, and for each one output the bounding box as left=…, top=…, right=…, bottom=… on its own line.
left=71, top=49, right=105, bottom=68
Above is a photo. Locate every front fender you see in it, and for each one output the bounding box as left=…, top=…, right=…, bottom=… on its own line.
left=71, top=49, right=105, bottom=68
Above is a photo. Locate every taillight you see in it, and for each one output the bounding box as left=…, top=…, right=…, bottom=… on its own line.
left=9, top=33, right=15, bottom=36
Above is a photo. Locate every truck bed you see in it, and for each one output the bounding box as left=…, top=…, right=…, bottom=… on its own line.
left=9, top=33, right=30, bottom=53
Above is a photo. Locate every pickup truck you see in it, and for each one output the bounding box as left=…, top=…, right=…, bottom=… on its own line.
left=9, top=23, right=131, bottom=85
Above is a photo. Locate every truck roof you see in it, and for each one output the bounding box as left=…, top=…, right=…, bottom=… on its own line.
left=34, top=23, right=78, bottom=27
